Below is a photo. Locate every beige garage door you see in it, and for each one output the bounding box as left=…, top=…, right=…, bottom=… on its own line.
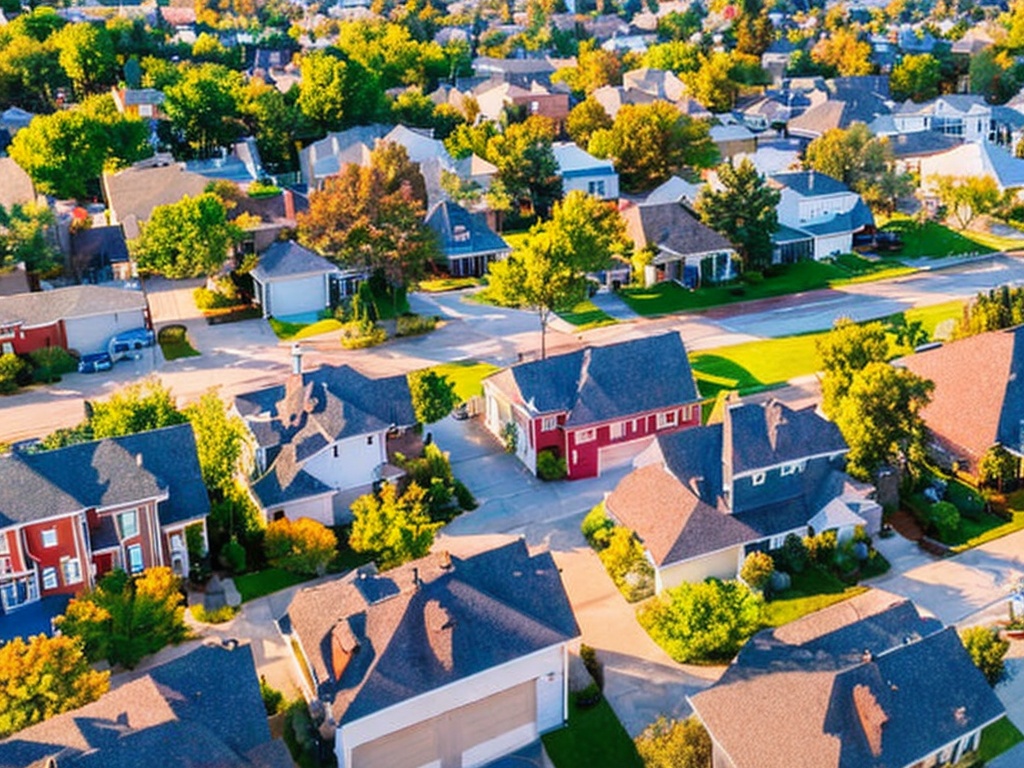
left=352, top=681, right=536, bottom=768
left=599, top=437, right=654, bottom=474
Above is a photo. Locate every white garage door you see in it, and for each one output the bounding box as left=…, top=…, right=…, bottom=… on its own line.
left=268, top=275, right=325, bottom=317
left=599, top=437, right=654, bottom=475
left=352, top=681, right=537, bottom=768
left=65, top=310, right=147, bottom=355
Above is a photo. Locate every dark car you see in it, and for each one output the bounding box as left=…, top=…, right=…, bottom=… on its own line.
left=78, top=352, right=113, bottom=373
left=109, top=328, right=155, bottom=360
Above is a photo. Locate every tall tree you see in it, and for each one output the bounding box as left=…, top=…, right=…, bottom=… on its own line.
left=682, top=51, right=740, bottom=113
left=932, top=175, right=1001, bottom=230
left=133, top=193, right=240, bottom=278
left=183, top=389, right=248, bottom=496
left=552, top=40, right=623, bottom=97
left=0, top=203, right=60, bottom=275
left=566, top=97, right=613, bottom=149
left=408, top=370, right=457, bottom=424
left=349, top=482, right=441, bottom=569
left=238, top=78, right=296, bottom=173
left=642, top=41, right=702, bottom=74
left=695, top=159, right=780, bottom=271
left=52, top=22, right=116, bottom=97
left=816, top=318, right=890, bottom=418
left=296, top=50, right=347, bottom=132
left=811, top=28, right=874, bottom=76
left=890, top=53, right=942, bottom=102
left=163, top=63, right=243, bottom=158
left=485, top=116, right=563, bottom=217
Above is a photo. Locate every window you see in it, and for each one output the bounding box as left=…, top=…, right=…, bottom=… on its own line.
left=781, top=463, right=797, bottom=477
left=62, top=557, right=82, bottom=585
left=610, top=422, right=625, bottom=440
left=770, top=535, right=786, bottom=549
left=0, top=534, right=8, bottom=555
left=452, top=224, right=471, bottom=243
left=656, top=411, right=678, bottom=429
left=541, top=415, right=557, bottom=432
left=333, top=445, right=339, bottom=458
left=0, top=557, right=10, bottom=574
left=118, top=510, right=138, bottom=539
left=366, top=436, right=374, bottom=446
left=127, top=544, right=144, bottom=574
left=587, top=180, right=606, bottom=197
left=752, top=472, right=766, bottom=486
left=42, top=567, right=58, bottom=590
left=41, top=529, right=57, bottom=548
left=575, top=428, right=596, bottom=444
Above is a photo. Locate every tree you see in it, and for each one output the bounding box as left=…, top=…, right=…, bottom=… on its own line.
left=960, top=626, right=1009, bottom=685
left=833, top=361, right=934, bottom=480
left=297, top=50, right=347, bottom=132
left=183, top=389, right=248, bottom=495
left=485, top=116, right=563, bottom=217
left=0, top=203, right=60, bottom=274
left=349, top=482, right=442, bottom=569
left=928, top=500, right=961, bottom=541
left=0, top=634, right=109, bottom=738
left=642, top=41, right=702, bottom=74
left=552, top=40, right=622, bottom=97
left=133, top=193, right=240, bottom=278
left=817, top=318, right=891, bottom=418
left=566, top=97, right=612, bottom=150
left=979, top=445, right=1018, bottom=490
left=163, top=64, right=243, bottom=159
left=590, top=101, right=718, bottom=192
left=264, top=517, right=338, bottom=575
left=970, top=49, right=1020, bottom=104
left=682, top=51, right=740, bottom=113
left=695, top=158, right=780, bottom=271
left=408, top=369, right=457, bottom=423
left=0, top=354, right=25, bottom=395
left=57, top=567, right=188, bottom=669
left=740, top=551, right=775, bottom=591
left=932, top=175, right=1001, bottom=230
left=89, top=379, right=187, bottom=438
left=52, top=22, right=115, bottom=97
left=890, top=53, right=942, bottom=102
left=635, top=717, right=712, bottom=768
left=812, top=28, right=874, bottom=77
left=239, top=78, right=296, bottom=174
left=637, top=579, right=763, bottom=663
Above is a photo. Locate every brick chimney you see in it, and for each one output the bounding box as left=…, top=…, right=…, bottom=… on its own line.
left=282, top=189, right=295, bottom=221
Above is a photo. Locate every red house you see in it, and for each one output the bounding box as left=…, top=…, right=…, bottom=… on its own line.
left=0, top=424, right=209, bottom=620
left=482, top=332, right=703, bottom=479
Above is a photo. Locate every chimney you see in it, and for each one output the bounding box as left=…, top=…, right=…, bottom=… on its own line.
left=440, top=551, right=452, bottom=570
left=291, top=342, right=303, bottom=375
left=283, top=189, right=295, bottom=221
left=862, top=648, right=874, bottom=664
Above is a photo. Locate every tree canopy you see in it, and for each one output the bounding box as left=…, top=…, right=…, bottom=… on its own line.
left=931, top=175, right=1001, bottom=230
left=349, top=482, right=441, bottom=569
left=183, top=389, right=248, bottom=495
left=133, top=192, right=240, bottom=278
left=811, top=28, right=874, bottom=76
left=817, top=318, right=891, bottom=419
left=889, top=53, right=942, bottom=102
left=408, top=369, right=457, bottom=423
left=264, top=517, right=338, bottom=575
left=695, top=158, right=780, bottom=271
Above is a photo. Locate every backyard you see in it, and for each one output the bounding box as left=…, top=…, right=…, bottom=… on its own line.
left=763, top=567, right=869, bottom=628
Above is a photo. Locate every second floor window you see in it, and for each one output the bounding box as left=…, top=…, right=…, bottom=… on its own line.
left=118, top=510, right=138, bottom=539
left=609, top=422, right=624, bottom=440
left=127, top=544, right=144, bottom=574
left=657, top=411, right=678, bottom=429
left=576, top=428, right=596, bottom=444
left=62, top=557, right=82, bottom=585
left=41, top=529, right=57, bottom=548
left=42, top=567, right=58, bottom=590
left=752, top=472, right=767, bottom=486
left=541, top=416, right=557, bottom=432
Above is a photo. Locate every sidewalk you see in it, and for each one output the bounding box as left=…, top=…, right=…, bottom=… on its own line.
left=590, top=290, right=641, bottom=322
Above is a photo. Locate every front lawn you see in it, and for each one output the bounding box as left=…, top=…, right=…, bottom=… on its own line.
left=881, top=218, right=995, bottom=259
left=542, top=697, right=643, bottom=768
left=978, top=717, right=1024, bottom=763
left=558, top=299, right=617, bottom=330
left=417, top=277, right=482, bottom=292
left=763, top=566, right=869, bottom=627
left=234, top=568, right=312, bottom=603
left=951, top=511, right=1024, bottom=553
left=157, top=325, right=200, bottom=360
left=424, top=360, right=500, bottom=401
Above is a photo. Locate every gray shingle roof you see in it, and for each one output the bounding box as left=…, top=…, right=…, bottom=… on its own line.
left=285, top=540, right=580, bottom=724
left=425, top=201, right=510, bottom=260
left=771, top=171, right=852, bottom=198
left=726, top=400, right=847, bottom=475
left=0, top=423, right=209, bottom=527
left=251, top=240, right=338, bottom=281
left=623, top=202, right=735, bottom=258
left=0, top=285, right=147, bottom=328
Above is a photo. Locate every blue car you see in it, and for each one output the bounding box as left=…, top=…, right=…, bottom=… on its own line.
left=78, top=352, right=113, bottom=373
left=109, top=328, right=155, bottom=360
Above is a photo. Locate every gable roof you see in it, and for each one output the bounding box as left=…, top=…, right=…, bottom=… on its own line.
left=285, top=540, right=580, bottom=725
left=251, top=240, right=338, bottom=282
left=485, top=332, right=700, bottom=425
left=689, top=590, right=1004, bottom=768
left=0, top=644, right=291, bottom=768
left=552, top=141, right=617, bottom=178
left=426, top=201, right=510, bottom=260
left=725, top=400, right=848, bottom=474
left=771, top=170, right=852, bottom=198
left=884, top=130, right=962, bottom=159
left=0, top=285, right=146, bottom=329
left=102, top=162, right=209, bottom=239
left=922, top=142, right=1024, bottom=192
left=622, top=202, right=735, bottom=258
left=0, top=423, right=210, bottom=528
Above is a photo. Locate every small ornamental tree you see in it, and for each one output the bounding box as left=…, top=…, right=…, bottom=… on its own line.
left=635, top=716, right=712, bottom=768
left=927, top=501, right=961, bottom=542
left=408, top=369, right=457, bottom=424
left=349, top=482, right=442, bottom=570
left=979, top=445, right=1018, bottom=491
left=740, top=551, right=775, bottom=591
left=264, top=517, right=338, bottom=575
left=960, top=626, right=1009, bottom=685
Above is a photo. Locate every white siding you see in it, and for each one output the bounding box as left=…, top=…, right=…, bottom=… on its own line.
left=560, top=173, right=620, bottom=201
left=813, top=232, right=853, bottom=260
left=304, top=432, right=387, bottom=492
left=656, top=546, right=743, bottom=593
left=272, top=494, right=335, bottom=526
left=64, top=309, right=147, bottom=355
left=266, top=274, right=328, bottom=317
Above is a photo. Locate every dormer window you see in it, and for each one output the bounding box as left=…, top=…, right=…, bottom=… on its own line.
left=452, top=225, right=470, bottom=243
left=781, top=461, right=806, bottom=476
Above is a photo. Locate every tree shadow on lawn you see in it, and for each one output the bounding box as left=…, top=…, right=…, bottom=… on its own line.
left=689, top=354, right=764, bottom=398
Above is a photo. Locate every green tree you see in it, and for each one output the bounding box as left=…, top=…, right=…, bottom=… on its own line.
left=970, top=48, right=1020, bottom=104
left=833, top=361, right=934, bottom=480
left=928, top=500, right=961, bottom=541
left=0, top=634, right=109, bottom=738
left=816, top=318, right=890, bottom=418
left=960, top=626, right=1009, bottom=685
left=264, top=517, right=338, bottom=575
left=297, top=50, right=347, bottom=132
left=239, top=78, right=296, bottom=173
left=0, top=34, right=65, bottom=113
left=566, top=97, right=612, bottom=150
left=163, top=64, right=243, bottom=158
left=695, top=158, right=780, bottom=271
left=682, top=51, right=739, bottom=113
left=349, top=482, right=442, bottom=569
left=0, top=202, right=60, bottom=274
left=740, top=550, right=775, bottom=591
left=183, top=389, right=248, bottom=495
left=133, top=192, right=240, bottom=278
left=89, top=379, right=187, bottom=438
left=0, top=354, right=25, bottom=394
left=552, top=40, right=622, bottom=97
left=638, top=579, right=763, bottom=663
left=486, top=116, right=563, bottom=217
left=57, top=567, right=188, bottom=669
left=635, top=717, right=712, bottom=768
left=979, top=445, right=1018, bottom=490
left=52, top=22, right=115, bottom=97
left=642, top=41, right=702, bottom=74
left=408, top=369, right=457, bottom=423
left=932, top=175, right=1001, bottom=230
left=890, top=53, right=942, bottom=102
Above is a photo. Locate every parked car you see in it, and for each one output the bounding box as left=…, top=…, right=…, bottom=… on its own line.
left=109, top=328, right=155, bottom=360
left=78, top=352, right=113, bottom=373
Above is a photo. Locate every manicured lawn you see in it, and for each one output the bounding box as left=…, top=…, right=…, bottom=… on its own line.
left=951, top=511, right=1024, bottom=553
left=558, top=299, right=617, bottom=330
left=689, top=332, right=827, bottom=397
left=899, top=300, right=965, bottom=339
left=418, top=277, right=482, bottom=292
left=157, top=325, right=200, bottom=360
left=763, top=567, right=869, bottom=627
left=881, top=218, right=994, bottom=259
left=542, top=697, right=643, bottom=768
left=234, top=568, right=312, bottom=603
left=978, top=717, right=1024, bottom=762
left=293, top=319, right=343, bottom=340
left=425, top=360, right=500, bottom=401
left=268, top=318, right=307, bottom=340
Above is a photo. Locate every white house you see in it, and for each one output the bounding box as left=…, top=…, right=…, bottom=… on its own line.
left=250, top=240, right=359, bottom=319
left=233, top=350, right=416, bottom=525
left=893, top=95, right=994, bottom=143
left=769, top=171, right=874, bottom=261
left=552, top=142, right=620, bottom=200
left=283, top=541, right=580, bottom=768
left=919, top=141, right=1024, bottom=197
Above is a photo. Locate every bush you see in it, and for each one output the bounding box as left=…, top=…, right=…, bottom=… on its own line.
left=339, top=319, right=387, bottom=349
left=804, top=531, right=837, bottom=566
left=537, top=449, right=568, bottom=481
left=189, top=604, right=237, bottom=623
left=776, top=533, right=808, bottom=573
left=397, top=443, right=461, bottom=519
left=928, top=501, right=961, bottom=541
left=248, top=180, right=282, bottom=198
left=260, top=676, right=285, bottom=715
left=742, top=270, right=764, bottom=285
left=265, top=517, right=338, bottom=575
left=0, top=353, right=26, bottom=394
left=961, top=626, right=1009, bottom=685
left=580, top=643, right=603, bottom=690
left=29, top=346, right=77, bottom=383
left=407, top=370, right=456, bottom=424
left=193, top=286, right=236, bottom=310
left=740, top=551, right=775, bottom=591
left=574, top=682, right=602, bottom=708
left=221, top=538, right=247, bottom=574
left=598, top=527, right=654, bottom=602
left=500, top=421, right=518, bottom=453
left=635, top=716, right=712, bottom=768
left=396, top=314, right=438, bottom=337
left=452, top=479, right=477, bottom=510
left=582, top=503, right=614, bottom=548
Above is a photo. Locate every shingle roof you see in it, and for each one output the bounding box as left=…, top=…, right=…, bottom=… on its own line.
left=0, top=644, right=291, bottom=768
left=552, top=141, right=617, bottom=177
left=485, top=333, right=700, bottom=426
left=885, top=130, right=962, bottom=158
left=0, top=285, right=146, bottom=328
left=425, top=200, right=510, bottom=260
left=726, top=400, right=847, bottom=474
left=690, top=591, right=1004, bottom=768
left=285, top=540, right=580, bottom=724
left=622, top=202, right=735, bottom=259
left=0, top=423, right=210, bottom=528
left=102, top=162, right=209, bottom=238
left=251, top=240, right=337, bottom=282
left=771, top=170, right=852, bottom=198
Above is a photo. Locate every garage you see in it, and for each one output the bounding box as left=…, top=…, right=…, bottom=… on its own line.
left=65, top=309, right=147, bottom=355
left=599, top=437, right=654, bottom=475
left=264, top=274, right=327, bottom=318
left=350, top=681, right=537, bottom=768
left=250, top=241, right=339, bottom=319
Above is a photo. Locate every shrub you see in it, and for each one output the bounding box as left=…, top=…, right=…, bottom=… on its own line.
left=582, top=503, right=614, bottom=548
left=397, top=444, right=461, bottom=519
left=247, top=180, right=282, bottom=198
left=29, top=346, right=77, bottom=383
left=928, top=501, right=961, bottom=542
left=635, top=716, right=712, bottom=768
left=0, top=353, right=26, bottom=394
left=574, top=682, right=602, bottom=708
left=407, top=370, right=456, bottom=424
left=598, top=527, right=654, bottom=602
left=537, top=449, right=567, bottom=481
left=777, top=533, right=808, bottom=573
left=193, top=286, right=237, bottom=310
left=260, top=677, right=285, bottom=715
left=349, top=482, right=441, bottom=570
left=500, top=421, right=518, bottom=453
left=396, top=314, right=438, bottom=337
left=804, top=530, right=837, bottom=566
left=264, top=517, right=338, bottom=575
left=339, top=319, right=387, bottom=349
left=960, top=626, right=1009, bottom=685
left=742, top=270, right=764, bottom=285
left=580, top=643, right=603, bottom=689
left=189, top=604, right=238, bottom=623
left=221, top=538, right=247, bottom=574
left=740, top=551, right=775, bottom=591
left=452, top=479, right=477, bottom=510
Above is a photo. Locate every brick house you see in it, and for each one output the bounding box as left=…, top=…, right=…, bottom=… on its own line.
left=482, top=333, right=702, bottom=479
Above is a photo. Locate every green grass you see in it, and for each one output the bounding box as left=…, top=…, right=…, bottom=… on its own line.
left=690, top=332, right=827, bottom=397
left=951, top=511, right=1024, bottom=553
left=292, top=319, right=343, bottom=340
left=234, top=568, right=312, bottom=603
left=268, top=318, right=308, bottom=340
left=557, top=299, right=617, bottom=330
left=418, top=277, right=482, bottom=292
left=900, top=300, right=965, bottom=339
left=542, top=697, right=643, bottom=768
left=763, top=566, right=868, bottom=628
left=424, top=360, right=500, bottom=401
left=978, top=717, right=1024, bottom=762
left=881, top=218, right=995, bottom=259
left=157, top=324, right=200, bottom=360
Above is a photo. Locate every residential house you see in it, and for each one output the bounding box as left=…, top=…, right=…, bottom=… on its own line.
left=0, top=424, right=209, bottom=620
left=110, top=86, right=166, bottom=120
left=474, top=80, right=570, bottom=127
left=622, top=67, right=686, bottom=102
left=0, top=643, right=292, bottom=768
left=919, top=142, right=1024, bottom=197
left=881, top=129, right=963, bottom=175
left=68, top=225, right=132, bottom=285
left=471, top=56, right=571, bottom=88
left=621, top=201, right=738, bottom=286
left=101, top=158, right=209, bottom=239
left=786, top=77, right=891, bottom=141
left=483, top=333, right=702, bottom=479
left=0, top=285, right=150, bottom=356
left=231, top=185, right=307, bottom=254
left=897, top=326, right=1024, bottom=477
left=282, top=540, right=580, bottom=768
left=0, top=106, right=34, bottom=140
left=552, top=142, right=619, bottom=200
left=710, top=121, right=758, bottom=160
left=643, top=175, right=704, bottom=207
left=426, top=200, right=510, bottom=278
left=689, top=589, right=1006, bottom=768
left=892, top=96, right=1024, bottom=144
left=250, top=240, right=358, bottom=319
left=592, top=84, right=658, bottom=120
left=605, top=398, right=880, bottom=592
left=770, top=171, right=875, bottom=261
left=299, top=124, right=390, bottom=190
left=234, top=354, right=416, bottom=525
left=0, top=263, right=29, bottom=298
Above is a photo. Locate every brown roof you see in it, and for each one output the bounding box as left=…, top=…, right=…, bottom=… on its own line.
left=0, top=157, right=36, bottom=210
left=0, top=285, right=147, bottom=327
left=102, top=162, right=209, bottom=239
left=622, top=202, right=734, bottom=259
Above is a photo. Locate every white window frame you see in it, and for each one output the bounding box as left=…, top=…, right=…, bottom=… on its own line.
left=752, top=472, right=766, bottom=486
left=0, top=556, right=11, bottom=575
left=0, top=534, right=7, bottom=554
left=62, top=557, right=82, bottom=585
left=657, top=410, right=678, bottom=429
left=541, top=415, right=558, bottom=432
left=609, top=422, right=625, bottom=440
left=42, top=567, right=58, bottom=590
left=127, top=544, right=144, bottom=574
left=781, top=463, right=797, bottom=477
left=770, top=535, right=786, bottom=549
left=575, top=428, right=596, bottom=444
left=41, top=529, right=57, bottom=548
left=118, top=510, right=139, bottom=539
